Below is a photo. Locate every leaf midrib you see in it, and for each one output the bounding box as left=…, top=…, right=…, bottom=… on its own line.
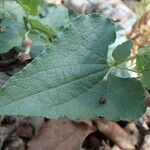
left=1, top=67, right=110, bottom=107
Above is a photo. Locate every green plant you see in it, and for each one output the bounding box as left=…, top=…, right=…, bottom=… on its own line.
left=136, top=0, right=150, bottom=21
left=0, top=0, right=76, bottom=57
left=0, top=0, right=149, bottom=121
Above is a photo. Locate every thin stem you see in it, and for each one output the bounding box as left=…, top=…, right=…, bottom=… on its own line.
left=25, top=47, right=31, bottom=55
left=25, top=30, right=30, bottom=39
left=103, top=67, right=113, bottom=81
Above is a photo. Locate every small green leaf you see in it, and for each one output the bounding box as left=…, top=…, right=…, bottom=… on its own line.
left=0, top=14, right=146, bottom=120
left=112, top=40, right=133, bottom=65
left=16, top=0, right=42, bottom=16
left=137, top=46, right=150, bottom=88
left=29, top=19, right=56, bottom=39
left=108, top=26, right=133, bottom=78
left=0, top=18, right=25, bottom=53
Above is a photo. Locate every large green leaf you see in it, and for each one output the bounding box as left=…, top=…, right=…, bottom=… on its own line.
left=16, top=0, right=42, bottom=16
left=0, top=18, right=25, bottom=53
left=0, top=14, right=146, bottom=120
left=137, top=46, right=150, bottom=88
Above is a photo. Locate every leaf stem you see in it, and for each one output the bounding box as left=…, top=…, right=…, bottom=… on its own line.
left=115, top=66, right=138, bottom=73
left=103, top=67, right=113, bottom=81
left=25, top=30, right=30, bottom=39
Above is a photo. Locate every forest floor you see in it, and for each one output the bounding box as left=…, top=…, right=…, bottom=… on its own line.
left=0, top=0, right=150, bottom=149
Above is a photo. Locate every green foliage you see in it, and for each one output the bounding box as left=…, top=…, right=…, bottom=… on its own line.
left=136, top=46, right=150, bottom=88
left=0, top=18, right=25, bottom=53
left=29, top=19, right=56, bottom=39
left=0, top=14, right=147, bottom=120
left=15, top=30, right=49, bottom=57
left=136, top=0, right=150, bottom=21
left=16, top=0, right=42, bottom=16
left=0, top=1, right=75, bottom=56
left=40, top=4, right=75, bottom=31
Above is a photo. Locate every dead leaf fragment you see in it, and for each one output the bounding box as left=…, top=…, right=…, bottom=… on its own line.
left=27, top=119, right=96, bottom=150
left=16, top=122, right=34, bottom=139
left=141, top=134, right=150, bottom=150
left=125, top=123, right=141, bottom=147
left=97, top=118, right=135, bottom=149
left=3, top=136, right=25, bottom=150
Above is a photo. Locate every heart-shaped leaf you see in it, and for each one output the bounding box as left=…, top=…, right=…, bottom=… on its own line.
left=0, top=14, right=146, bottom=120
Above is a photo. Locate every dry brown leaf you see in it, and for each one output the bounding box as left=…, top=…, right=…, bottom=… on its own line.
left=129, top=12, right=150, bottom=54
left=125, top=123, right=141, bottom=147
left=141, top=134, right=150, bottom=150
left=27, top=119, right=96, bottom=150
left=112, top=145, right=122, bottom=150
left=16, top=122, right=34, bottom=139
left=97, top=118, right=135, bottom=149
left=100, top=140, right=112, bottom=150
left=24, top=117, right=44, bottom=135
left=3, top=136, right=25, bottom=150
